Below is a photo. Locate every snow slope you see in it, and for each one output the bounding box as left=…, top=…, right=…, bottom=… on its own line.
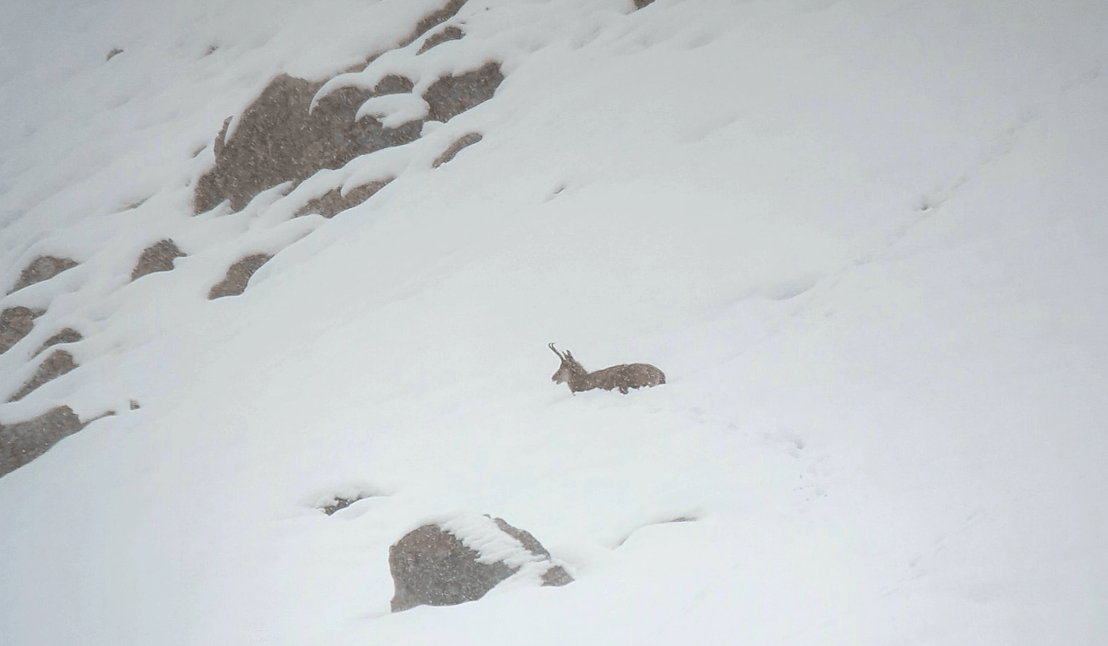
left=2, top=0, right=1107, bottom=644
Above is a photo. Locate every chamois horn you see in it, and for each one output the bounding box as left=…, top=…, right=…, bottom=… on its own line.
left=548, top=342, right=564, bottom=359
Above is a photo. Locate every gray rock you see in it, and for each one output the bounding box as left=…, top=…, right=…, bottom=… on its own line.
left=389, top=514, right=572, bottom=613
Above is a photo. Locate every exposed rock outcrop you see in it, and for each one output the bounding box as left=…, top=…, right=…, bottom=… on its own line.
left=8, top=349, right=78, bottom=402
left=432, top=132, right=483, bottom=168
left=389, top=514, right=572, bottom=613
left=418, top=26, right=465, bottom=54
left=295, top=178, right=393, bottom=218
left=0, top=306, right=38, bottom=355
left=424, top=62, right=504, bottom=123
left=34, top=328, right=83, bottom=356
left=194, top=74, right=422, bottom=214
left=208, top=254, right=273, bottom=299
left=132, top=239, right=186, bottom=281
left=404, top=0, right=468, bottom=47
left=0, top=406, right=84, bottom=478
left=9, top=256, right=78, bottom=294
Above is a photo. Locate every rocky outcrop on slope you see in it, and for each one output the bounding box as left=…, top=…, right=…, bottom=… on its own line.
left=9, top=256, right=78, bottom=294
left=8, top=350, right=78, bottom=402
left=423, top=62, right=504, bottom=123
left=0, top=306, right=38, bottom=355
left=0, top=406, right=85, bottom=478
left=389, top=514, right=572, bottom=612
left=132, top=239, right=186, bottom=281
left=295, top=178, right=394, bottom=218
left=193, top=77, right=421, bottom=214
left=432, top=132, right=483, bottom=168
left=34, top=328, right=82, bottom=357
left=208, top=254, right=274, bottom=300
left=418, top=26, right=465, bottom=54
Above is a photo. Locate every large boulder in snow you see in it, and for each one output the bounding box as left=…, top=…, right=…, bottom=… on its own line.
left=0, top=406, right=84, bottom=478
left=389, top=514, right=572, bottom=612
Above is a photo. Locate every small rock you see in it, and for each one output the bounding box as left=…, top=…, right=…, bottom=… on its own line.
left=208, top=254, right=273, bottom=300
left=418, top=26, right=465, bottom=55
left=432, top=132, right=483, bottom=168
left=9, top=349, right=78, bottom=402
left=9, top=256, right=78, bottom=294
left=132, top=239, right=186, bottom=281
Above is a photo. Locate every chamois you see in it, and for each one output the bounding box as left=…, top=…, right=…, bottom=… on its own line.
left=548, top=343, right=665, bottom=394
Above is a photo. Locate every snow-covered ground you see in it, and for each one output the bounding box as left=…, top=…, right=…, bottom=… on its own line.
left=2, top=0, right=1107, bottom=643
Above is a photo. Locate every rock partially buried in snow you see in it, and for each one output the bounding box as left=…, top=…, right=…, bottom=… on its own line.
left=8, top=350, right=78, bottom=402
left=0, top=306, right=38, bottom=355
left=131, top=239, right=186, bottom=281
left=9, top=256, right=78, bottom=294
left=432, top=132, right=483, bottom=168
left=389, top=514, right=572, bottom=613
left=208, top=254, right=273, bottom=300
left=193, top=75, right=421, bottom=214
left=0, top=406, right=84, bottom=478
left=294, top=178, right=393, bottom=218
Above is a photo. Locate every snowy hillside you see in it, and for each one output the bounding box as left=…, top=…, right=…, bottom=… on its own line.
left=2, top=0, right=1107, bottom=644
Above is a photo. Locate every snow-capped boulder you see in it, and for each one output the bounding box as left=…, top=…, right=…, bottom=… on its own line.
left=389, top=514, right=572, bottom=612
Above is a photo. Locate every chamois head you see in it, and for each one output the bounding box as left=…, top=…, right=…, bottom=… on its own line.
left=548, top=342, right=665, bottom=395
left=549, top=343, right=585, bottom=387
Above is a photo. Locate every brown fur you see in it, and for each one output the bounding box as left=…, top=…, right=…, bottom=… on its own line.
left=549, top=343, right=665, bottom=395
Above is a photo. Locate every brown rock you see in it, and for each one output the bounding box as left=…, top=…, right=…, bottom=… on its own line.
left=0, top=406, right=85, bottom=478
left=9, top=256, right=78, bottom=294
left=404, top=0, right=469, bottom=47
left=131, top=239, right=186, bottom=281
left=389, top=514, right=572, bottom=613
left=432, top=132, right=483, bottom=168
left=194, top=74, right=421, bottom=214
left=208, top=254, right=273, bottom=300
left=34, top=328, right=83, bottom=356
left=418, top=26, right=465, bottom=55
left=0, top=306, right=37, bottom=355
left=423, top=62, right=504, bottom=123
left=8, top=349, right=78, bottom=402
left=295, top=178, right=393, bottom=218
